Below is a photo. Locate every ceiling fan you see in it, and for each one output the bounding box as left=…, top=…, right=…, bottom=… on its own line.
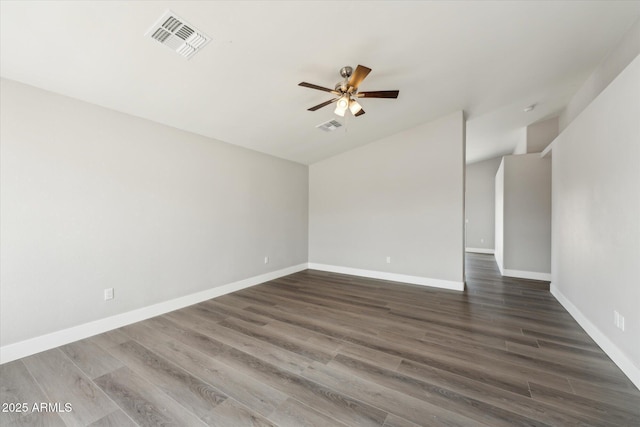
left=298, top=65, right=399, bottom=117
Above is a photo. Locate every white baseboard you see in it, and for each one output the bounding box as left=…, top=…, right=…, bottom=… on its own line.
left=495, top=255, right=504, bottom=275
left=308, top=263, right=464, bottom=291
left=550, top=283, right=640, bottom=390
left=0, top=263, right=307, bottom=364
left=465, top=248, right=495, bottom=254
left=502, top=268, right=551, bottom=281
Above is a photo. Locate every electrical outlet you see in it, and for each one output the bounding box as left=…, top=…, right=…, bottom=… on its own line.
left=104, top=288, right=114, bottom=301
left=386, top=256, right=391, bottom=264
left=264, top=256, right=269, bottom=264
left=614, top=310, right=625, bottom=331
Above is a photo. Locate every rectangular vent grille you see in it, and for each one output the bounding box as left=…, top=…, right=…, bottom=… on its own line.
left=175, top=25, right=194, bottom=40
left=316, top=119, right=343, bottom=132
left=145, top=10, right=210, bottom=59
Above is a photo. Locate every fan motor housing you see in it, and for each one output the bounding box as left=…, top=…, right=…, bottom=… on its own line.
left=339, top=66, right=353, bottom=78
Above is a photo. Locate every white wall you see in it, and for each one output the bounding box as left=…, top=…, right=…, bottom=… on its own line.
left=494, top=160, right=505, bottom=272
left=502, top=154, right=552, bottom=278
left=0, top=79, right=309, bottom=348
left=559, top=19, right=640, bottom=131
left=512, top=139, right=527, bottom=155
left=551, top=55, right=640, bottom=386
left=526, top=117, right=558, bottom=154
left=309, top=111, right=465, bottom=290
left=495, top=155, right=551, bottom=280
left=465, top=156, right=502, bottom=252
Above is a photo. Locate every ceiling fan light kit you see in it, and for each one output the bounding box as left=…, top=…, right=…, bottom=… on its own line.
left=299, top=65, right=399, bottom=118
left=349, top=99, right=363, bottom=115
left=334, top=95, right=350, bottom=116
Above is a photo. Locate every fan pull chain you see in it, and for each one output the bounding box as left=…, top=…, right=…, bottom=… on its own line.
left=343, top=111, right=349, bottom=134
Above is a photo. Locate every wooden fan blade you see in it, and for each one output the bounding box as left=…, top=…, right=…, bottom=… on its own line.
left=299, top=82, right=340, bottom=94
left=354, top=108, right=365, bottom=117
left=348, top=65, right=372, bottom=89
left=308, top=98, right=339, bottom=111
left=356, top=90, right=399, bottom=99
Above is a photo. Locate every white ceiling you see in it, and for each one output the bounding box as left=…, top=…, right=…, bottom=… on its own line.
left=1, top=1, right=639, bottom=165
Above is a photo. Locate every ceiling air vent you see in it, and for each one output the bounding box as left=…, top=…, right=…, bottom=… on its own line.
left=145, top=10, right=210, bottom=59
left=316, top=119, right=343, bottom=132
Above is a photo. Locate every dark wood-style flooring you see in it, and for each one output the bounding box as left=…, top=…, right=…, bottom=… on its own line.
left=1, top=253, right=639, bottom=426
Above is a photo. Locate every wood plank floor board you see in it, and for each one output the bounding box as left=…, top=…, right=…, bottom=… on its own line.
left=21, top=349, right=116, bottom=426
left=491, top=314, right=587, bottom=338
left=419, top=322, right=512, bottom=352
left=199, top=299, right=272, bottom=325
left=175, top=313, right=314, bottom=375
left=162, top=308, right=221, bottom=333
left=339, top=329, right=536, bottom=396
left=245, top=302, right=540, bottom=396
left=257, top=298, right=426, bottom=344
left=199, top=398, right=276, bottom=427
left=93, top=367, right=206, bottom=427
left=85, top=330, right=130, bottom=351
left=335, top=353, right=596, bottom=427
left=247, top=293, right=392, bottom=332
left=120, top=321, right=288, bottom=417
left=399, top=302, right=581, bottom=341
left=396, top=331, right=629, bottom=389
left=179, top=305, right=228, bottom=324
left=59, top=340, right=123, bottom=380
left=302, top=361, right=488, bottom=427
left=246, top=300, right=563, bottom=396
left=382, top=413, right=423, bottom=427
left=105, top=340, right=227, bottom=425
left=0, top=360, right=51, bottom=425
left=86, top=410, right=138, bottom=427
left=386, top=305, right=542, bottom=348
left=267, top=398, right=351, bottom=427
left=441, top=297, right=585, bottom=331
left=521, top=328, right=602, bottom=351
left=244, top=304, right=353, bottom=341
left=250, top=282, right=391, bottom=314
left=385, top=300, right=540, bottom=336
left=262, top=319, right=343, bottom=350
left=395, top=358, right=601, bottom=426
left=499, top=297, right=569, bottom=314
left=272, top=298, right=427, bottom=340
left=217, top=317, right=335, bottom=364
left=529, top=381, right=640, bottom=426
left=141, top=315, right=226, bottom=358
left=314, top=280, right=443, bottom=304
left=5, top=410, right=67, bottom=427
left=336, top=342, right=403, bottom=371
left=505, top=340, right=624, bottom=375
left=377, top=331, right=576, bottom=393
left=518, top=287, right=556, bottom=296
left=568, top=378, right=640, bottom=411
left=223, top=292, right=278, bottom=308
left=211, top=346, right=388, bottom=426
left=536, top=339, right=612, bottom=361
left=213, top=294, right=253, bottom=309
left=267, top=301, right=389, bottom=338
left=2, top=253, right=638, bottom=426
